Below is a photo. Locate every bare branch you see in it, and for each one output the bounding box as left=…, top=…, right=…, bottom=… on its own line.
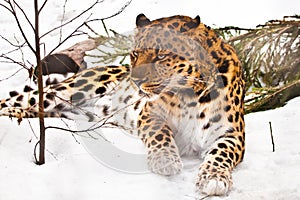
left=83, top=0, right=133, bottom=26
left=13, top=35, right=29, bottom=71
left=0, top=35, right=23, bottom=48
left=0, top=3, right=13, bottom=14
left=12, top=0, right=35, bottom=32
left=0, top=54, right=28, bottom=69
left=6, top=0, right=36, bottom=54
left=0, top=67, right=24, bottom=82
left=59, top=0, right=68, bottom=43
left=47, top=16, right=91, bottom=55
left=40, top=0, right=131, bottom=53
left=83, top=22, right=100, bottom=35
left=38, top=0, right=48, bottom=14
left=98, top=0, right=132, bottom=21
left=101, top=19, right=110, bottom=36
left=40, top=0, right=102, bottom=39
left=33, top=141, right=40, bottom=164
left=269, top=122, right=275, bottom=152
left=0, top=41, right=27, bottom=58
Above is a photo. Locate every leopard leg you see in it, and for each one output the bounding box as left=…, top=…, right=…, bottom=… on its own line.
left=196, top=134, right=245, bottom=196
left=0, top=65, right=130, bottom=122
left=0, top=107, right=34, bottom=124
left=138, top=104, right=183, bottom=175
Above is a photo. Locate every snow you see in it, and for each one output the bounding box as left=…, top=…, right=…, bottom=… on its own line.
left=1, top=98, right=300, bottom=200
left=0, top=0, right=300, bottom=200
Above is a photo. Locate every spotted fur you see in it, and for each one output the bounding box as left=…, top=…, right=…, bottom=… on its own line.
left=0, top=14, right=245, bottom=196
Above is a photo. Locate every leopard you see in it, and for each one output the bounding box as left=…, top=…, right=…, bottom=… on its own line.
left=0, top=14, right=245, bottom=196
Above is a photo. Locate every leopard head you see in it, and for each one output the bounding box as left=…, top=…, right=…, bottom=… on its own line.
left=130, top=14, right=215, bottom=98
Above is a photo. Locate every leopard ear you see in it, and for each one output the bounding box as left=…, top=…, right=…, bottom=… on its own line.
left=185, top=15, right=201, bottom=29
left=194, top=15, right=201, bottom=25
left=136, top=13, right=151, bottom=28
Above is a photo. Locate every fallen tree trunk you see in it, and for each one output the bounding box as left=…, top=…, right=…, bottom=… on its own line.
left=245, top=79, right=300, bottom=113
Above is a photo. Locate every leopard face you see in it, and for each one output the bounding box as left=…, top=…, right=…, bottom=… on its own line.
left=130, top=14, right=215, bottom=98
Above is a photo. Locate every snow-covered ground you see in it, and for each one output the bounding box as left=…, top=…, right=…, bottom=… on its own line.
left=1, top=97, right=300, bottom=200
left=0, top=1, right=300, bottom=200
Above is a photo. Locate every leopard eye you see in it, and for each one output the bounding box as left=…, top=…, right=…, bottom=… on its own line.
left=132, top=51, right=139, bottom=57
left=157, top=54, right=166, bottom=60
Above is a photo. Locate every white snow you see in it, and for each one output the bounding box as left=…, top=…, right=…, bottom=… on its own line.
left=0, top=1, right=300, bottom=200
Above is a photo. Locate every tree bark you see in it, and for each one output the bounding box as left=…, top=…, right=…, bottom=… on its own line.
left=34, top=0, right=45, bottom=165
left=245, top=80, right=300, bottom=113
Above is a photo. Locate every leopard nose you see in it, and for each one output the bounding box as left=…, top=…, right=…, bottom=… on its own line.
left=131, top=77, right=148, bottom=87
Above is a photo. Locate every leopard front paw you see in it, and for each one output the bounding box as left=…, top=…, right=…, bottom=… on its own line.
left=196, top=168, right=232, bottom=196
left=147, top=148, right=183, bottom=176
left=0, top=107, right=27, bottom=124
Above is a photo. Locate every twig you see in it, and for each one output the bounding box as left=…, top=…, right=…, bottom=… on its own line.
left=0, top=2, right=13, bottom=14
left=83, top=22, right=99, bottom=36
left=12, top=0, right=35, bottom=32
left=33, top=139, right=58, bottom=162
left=45, top=92, right=145, bottom=136
left=184, top=194, right=209, bottom=200
left=0, top=54, right=29, bottom=69
left=40, top=0, right=102, bottom=39
left=199, top=195, right=209, bottom=200
left=217, top=26, right=254, bottom=32
left=26, top=117, right=59, bottom=161
left=0, top=67, right=24, bottom=82
left=33, top=140, right=40, bottom=164
left=101, top=19, right=110, bottom=36
left=0, top=35, right=23, bottom=47
left=60, top=118, right=81, bottom=144
left=26, top=118, right=38, bottom=139
left=0, top=42, right=27, bottom=57
left=38, top=0, right=48, bottom=14
left=47, top=0, right=131, bottom=55
left=5, top=1, right=36, bottom=54
left=59, top=0, right=68, bottom=43
left=13, top=35, right=28, bottom=72
left=269, top=121, right=275, bottom=152
left=96, top=0, right=132, bottom=21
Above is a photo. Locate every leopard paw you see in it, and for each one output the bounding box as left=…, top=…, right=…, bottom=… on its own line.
left=0, top=107, right=27, bottom=124
left=196, top=168, right=232, bottom=196
left=147, top=148, right=183, bottom=176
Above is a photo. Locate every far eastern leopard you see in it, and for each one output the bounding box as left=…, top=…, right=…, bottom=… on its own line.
left=0, top=14, right=245, bottom=196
